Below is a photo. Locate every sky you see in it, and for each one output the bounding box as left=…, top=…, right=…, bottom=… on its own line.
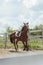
left=0, top=0, right=43, bottom=32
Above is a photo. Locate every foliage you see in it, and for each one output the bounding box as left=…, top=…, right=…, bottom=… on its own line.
left=30, top=31, right=42, bottom=35
left=30, top=24, right=43, bottom=35
left=33, top=24, right=43, bottom=30
left=6, top=26, right=14, bottom=33
left=0, top=39, right=43, bottom=49
left=29, top=39, right=43, bottom=49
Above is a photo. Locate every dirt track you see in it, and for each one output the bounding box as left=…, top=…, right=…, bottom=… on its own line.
left=0, top=48, right=23, bottom=56
left=0, top=49, right=10, bottom=55
left=0, top=48, right=43, bottom=56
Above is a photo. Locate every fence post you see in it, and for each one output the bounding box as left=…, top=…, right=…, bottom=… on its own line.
left=4, top=33, right=7, bottom=48
left=42, top=29, right=43, bottom=44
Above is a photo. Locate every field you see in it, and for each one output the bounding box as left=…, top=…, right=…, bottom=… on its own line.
left=0, top=37, right=43, bottom=56
left=0, top=37, right=43, bottom=50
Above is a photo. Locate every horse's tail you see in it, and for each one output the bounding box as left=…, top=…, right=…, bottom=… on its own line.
left=9, top=32, right=16, bottom=43
left=10, top=34, right=13, bottom=43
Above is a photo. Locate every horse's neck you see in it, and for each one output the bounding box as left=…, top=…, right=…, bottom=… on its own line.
left=20, top=31, right=27, bottom=37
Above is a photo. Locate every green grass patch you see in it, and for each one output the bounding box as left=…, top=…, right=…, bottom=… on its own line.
left=0, top=37, right=4, bottom=40
left=0, top=38, right=43, bottom=49
left=29, top=39, right=43, bottom=49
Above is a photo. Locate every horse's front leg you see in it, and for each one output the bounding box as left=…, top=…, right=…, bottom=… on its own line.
left=26, top=41, right=29, bottom=51
left=23, top=41, right=25, bottom=51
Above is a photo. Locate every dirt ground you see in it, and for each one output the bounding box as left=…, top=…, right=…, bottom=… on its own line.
left=0, top=48, right=43, bottom=56
left=0, top=49, right=10, bottom=55
left=0, top=48, right=24, bottom=56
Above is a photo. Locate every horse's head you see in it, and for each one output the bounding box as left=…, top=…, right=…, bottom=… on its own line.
left=22, top=23, right=29, bottom=33
left=20, top=22, right=29, bottom=37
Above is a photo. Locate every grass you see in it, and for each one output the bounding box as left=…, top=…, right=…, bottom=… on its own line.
left=0, top=37, right=4, bottom=40
left=7, top=41, right=23, bottom=48
left=0, top=37, right=43, bottom=49
left=29, top=39, right=43, bottom=49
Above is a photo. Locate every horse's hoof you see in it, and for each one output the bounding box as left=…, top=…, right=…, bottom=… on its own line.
left=23, top=48, right=25, bottom=51
left=15, top=50, right=18, bottom=52
left=26, top=48, right=29, bottom=51
left=27, top=49, right=29, bottom=51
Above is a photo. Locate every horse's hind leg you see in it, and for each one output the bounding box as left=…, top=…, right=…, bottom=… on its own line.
left=15, top=40, right=18, bottom=51
left=13, top=40, right=17, bottom=51
left=13, top=40, right=16, bottom=50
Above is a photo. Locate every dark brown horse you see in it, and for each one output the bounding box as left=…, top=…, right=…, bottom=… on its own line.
left=10, top=23, right=29, bottom=51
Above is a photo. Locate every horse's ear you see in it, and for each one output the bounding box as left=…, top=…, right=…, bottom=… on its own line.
left=23, top=23, right=25, bottom=25
left=27, top=22, right=29, bottom=25
left=23, top=23, right=26, bottom=26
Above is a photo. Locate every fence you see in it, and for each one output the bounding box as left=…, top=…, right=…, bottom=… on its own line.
left=0, top=29, right=43, bottom=48
left=29, top=29, right=43, bottom=40
left=29, top=29, right=43, bottom=49
left=0, top=33, right=7, bottom=48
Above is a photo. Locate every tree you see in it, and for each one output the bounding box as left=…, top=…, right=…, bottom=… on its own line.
left=7, top=27, right=13, bottom=33
left=6, top=26, right=16, bottom=33
left=30, top=24, right=43, bottom=35
left=33, top=24, right=43, bottom=30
